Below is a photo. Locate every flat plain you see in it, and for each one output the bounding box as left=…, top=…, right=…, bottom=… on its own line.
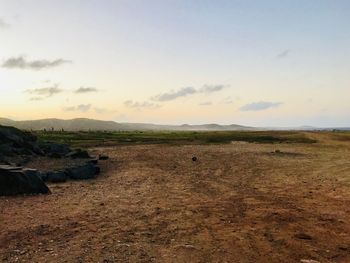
left=1, top=131, right=350, bottom=262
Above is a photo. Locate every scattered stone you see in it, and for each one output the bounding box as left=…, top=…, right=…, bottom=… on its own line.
left=192, top=156, right=197, bottom=162
left=0, top=166, right=50, bottom=196
left=338, top=245, right=348, bottom=251
left=98, top=154, right=109, bottom=160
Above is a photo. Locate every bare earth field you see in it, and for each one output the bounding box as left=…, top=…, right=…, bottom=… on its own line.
left=1, top=132, right=350, bottom=262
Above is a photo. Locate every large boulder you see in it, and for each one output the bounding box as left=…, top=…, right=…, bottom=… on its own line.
left=65, top=162, right=99, bottom=180
left=0, top=166, right=50, bottom=196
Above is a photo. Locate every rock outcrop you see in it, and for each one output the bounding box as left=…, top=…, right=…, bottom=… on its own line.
left=0, top=165, right=50, bottom=196
left=65, top=162, right=99, bottom=180
left=0, top=125, right=106, bottom=196
left=0, top=125, right=43, bottom=156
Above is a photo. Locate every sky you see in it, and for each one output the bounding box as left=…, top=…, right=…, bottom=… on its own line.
left=0, top=0, right=349, bottom=127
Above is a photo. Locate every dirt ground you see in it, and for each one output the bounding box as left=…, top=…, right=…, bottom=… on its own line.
left=1, top=133, right=350, bottom=262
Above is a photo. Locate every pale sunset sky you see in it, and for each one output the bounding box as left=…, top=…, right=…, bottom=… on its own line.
left=0, top=0, right=349, bottom=127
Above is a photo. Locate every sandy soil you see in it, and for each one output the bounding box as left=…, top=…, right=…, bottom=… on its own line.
left=1, top=134, right=350, bottom=262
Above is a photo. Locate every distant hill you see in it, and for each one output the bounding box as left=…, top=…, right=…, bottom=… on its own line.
left=0, top=118, right=255, bottom=131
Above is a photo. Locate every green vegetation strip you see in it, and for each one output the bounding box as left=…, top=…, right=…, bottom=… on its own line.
left=34, top=130, right=317, bottom=147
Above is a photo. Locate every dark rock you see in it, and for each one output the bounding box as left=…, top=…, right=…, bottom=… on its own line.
left=39, top=141, right=71, bottom=157
left=0, top=167, right=50, bottom=196
left=65, top=149, right=91, bottom=159
left=192, top=156, right=197, bottom=162
left=89, top=158, right=99, bottom=165
left=98, top=154, right=109, bottom=160
left=294, top=233, right=312, bottom=240
left=94, top=165, right=101, bottom=175
left=47, top=152, right=63, bottom=159
left=0, top=126, right=37, bottom=145
left=0, top=125, right=73, bottom=161
left=38, top=171, right=48, bottom=182
left=0, top=126, right=39, bottom=156
left=0, top=143, right=15, bottom=156
left=30, top=143, right=45, bottom=155
left=16, top=157, right=31, bottom=166
left=0, top=165, right=22, bottom=171
left=23, top=168, right=38, bottom=176
left=65, top=163, right=99, bottom=180
left=46, top=170, right=67, bottom=183
left=338, top=245, right=348, bottom=251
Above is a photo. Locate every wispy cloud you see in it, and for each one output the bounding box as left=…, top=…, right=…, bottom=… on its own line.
left=124, top=100, right=161, bottom=109
left=276, top=49, right=290, bottom=59
left=151, top=87, right=196, bottom=102
left=240, top=101, right=282, bottom=111
left=0, top=18, right=10, bottom=28
left=200, top=84, right=226, bottom=93
left=63, top=104, right=91, bottom=112
left=25, top=84, right=63, bottom=100
left=151, top=84, right=227, bottom=102
left=29, top=97, right=44, bottom=101
left=75, top=87, right=98, bottom=94
left=2, top=56, right=71, bottom=70
left=199, top=101, right=212, bottom=106
left=220, top=96, right=234, bottom=104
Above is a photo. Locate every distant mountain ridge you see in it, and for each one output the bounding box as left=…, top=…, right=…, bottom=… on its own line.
left=0, top=118, right=255, bottom=131
left=2, top=118, right=348, bottom=132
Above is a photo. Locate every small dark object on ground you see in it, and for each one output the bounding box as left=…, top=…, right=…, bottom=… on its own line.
left=275, top=149, right=281, bottom=153
left=192, top=156, right=197, bottom=162
left=98, top=154, right=109, bottom=160
left=294, top=233, right=313, bottom=240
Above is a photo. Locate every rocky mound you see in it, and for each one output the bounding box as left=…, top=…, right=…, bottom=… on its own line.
left=0, top=125, right=92, bottom=164
left=0, top=125, right=43, bottom=159
left=0, top=125, right=107, bottom=196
